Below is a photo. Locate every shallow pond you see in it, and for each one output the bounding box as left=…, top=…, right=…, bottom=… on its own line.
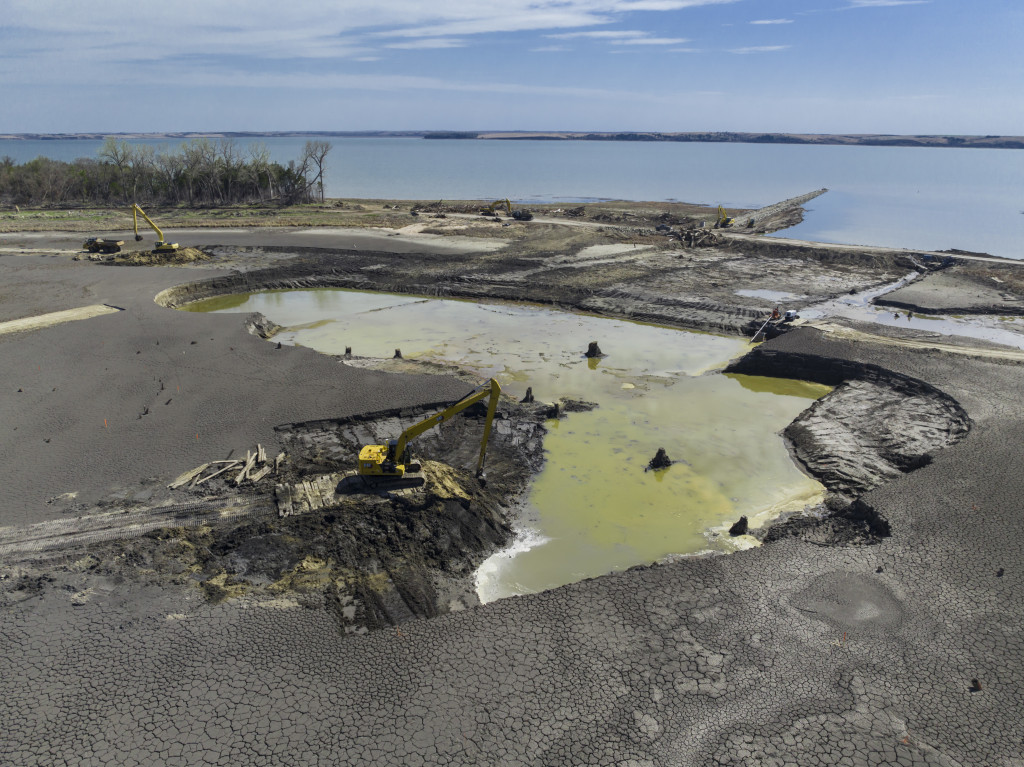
left=185, top=290, right=829, bottom=601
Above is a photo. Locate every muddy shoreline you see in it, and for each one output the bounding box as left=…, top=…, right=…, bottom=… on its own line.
left=3, top=201, right=1024, bottom=764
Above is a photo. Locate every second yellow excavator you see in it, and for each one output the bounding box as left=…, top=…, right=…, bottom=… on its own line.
left=358, top=378, right=502, bottom=482
left=481, top=198, right=512, bottom=216
left=132, top=204, right=179, bottom=253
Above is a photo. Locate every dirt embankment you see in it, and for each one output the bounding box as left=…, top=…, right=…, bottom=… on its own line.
left=156, top=237, right=926, bottom=339
left=726, top=341, right=972, bottom=546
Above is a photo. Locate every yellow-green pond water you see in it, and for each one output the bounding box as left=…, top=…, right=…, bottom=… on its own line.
left=185, top=289, right=829, bottom=602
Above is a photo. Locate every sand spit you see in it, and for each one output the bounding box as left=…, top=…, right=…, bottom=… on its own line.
left=0, top=303, right=121, bottom=336
left=2, top=199, right=1024, bottom=764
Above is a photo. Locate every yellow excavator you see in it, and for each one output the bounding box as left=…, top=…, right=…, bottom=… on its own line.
left=715, top=205, right=734, bottom=228
left=481, top=198, right=512, bottom=216
left=481, top=198, right=534, bottom=221
left=131, top=204, right=179, bottom=253
left=358, top=378, right=502, bottom=482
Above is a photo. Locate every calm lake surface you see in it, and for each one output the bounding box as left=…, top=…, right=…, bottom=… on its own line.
left=4, top=136, right=1022, bottom=257
left=184, top=288, right=828, bottom=602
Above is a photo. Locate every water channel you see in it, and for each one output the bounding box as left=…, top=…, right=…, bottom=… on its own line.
left=184, top=289, right=830, bottom=602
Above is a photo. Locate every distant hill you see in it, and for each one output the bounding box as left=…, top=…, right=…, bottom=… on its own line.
left=3, top=131, right=1022, bottom=149
left=467, top=132, right=1024, bottom=149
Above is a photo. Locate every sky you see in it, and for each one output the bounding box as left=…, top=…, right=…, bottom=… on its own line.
left=1, top=0, right=1021, bottom=134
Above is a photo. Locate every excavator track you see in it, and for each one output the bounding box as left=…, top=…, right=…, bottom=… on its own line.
left=0, top=493, right=275, bottom=561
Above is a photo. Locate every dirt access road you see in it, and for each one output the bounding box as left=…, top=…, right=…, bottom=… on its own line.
left=2, top=195, right=1024, bottom=765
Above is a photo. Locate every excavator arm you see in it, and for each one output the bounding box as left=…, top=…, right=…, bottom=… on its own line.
left=358, top=379, right=502, bottom=478
left=483, top=198, right=512, bottom=215
left=131, top=204, right=178, bottom=252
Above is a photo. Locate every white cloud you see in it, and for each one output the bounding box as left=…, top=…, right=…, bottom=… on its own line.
left=547, top=29, right=688, bottom=45
left=547, top=30, right=650, bottom=39
left=1, top=0, right=741, bottom=78
left=386, top=38, right=466, bottom=49
left=728, top=45, right=790, bottom=54
left=750, top=19, right=794, bottom=24
left=612, top=37, right=691, bottom=45
left=846, top=0, right=930, bottom=6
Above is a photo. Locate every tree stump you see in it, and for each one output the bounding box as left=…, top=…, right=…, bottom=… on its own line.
left=646, top=448, right=672, bottom=471
left=728, top=516, right=749, bottom=536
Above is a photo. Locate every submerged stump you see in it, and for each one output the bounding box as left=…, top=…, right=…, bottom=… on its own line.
left=646, top=447, right=672, bottom=471
left=728, top=516, right=749, bottom=536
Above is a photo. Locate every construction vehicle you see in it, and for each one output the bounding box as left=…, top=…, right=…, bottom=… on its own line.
left=715, top=205, right=734, bottom=228
left=481, top=198, right=534, bottom=221
left=131, top=204, right=178, bottom=253
left=82, top=237, right=124, bottom=255
left=481, top=198, right=512, bottom=216
left=358, top=378, right=502, bottom=482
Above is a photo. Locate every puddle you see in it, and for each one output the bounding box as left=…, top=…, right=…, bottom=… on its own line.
left=185, top=289, right=829, bottom=602
left=799, top=273, right=1024, bottom=350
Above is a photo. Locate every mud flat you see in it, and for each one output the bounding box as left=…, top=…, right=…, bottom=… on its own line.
left=2, top=199, right=1024, bottom=764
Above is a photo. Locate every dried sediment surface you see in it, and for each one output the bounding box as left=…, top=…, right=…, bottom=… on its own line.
left=4, top=223, right=1024, bottom=764
left=876, top=261, right=1024, bottom=314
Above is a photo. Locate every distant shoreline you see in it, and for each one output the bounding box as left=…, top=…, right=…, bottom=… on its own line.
left=2, top=131, right=1023, bottom=149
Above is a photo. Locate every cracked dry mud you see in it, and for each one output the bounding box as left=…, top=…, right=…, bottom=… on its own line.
left=2, top=204, right=1024, bottom=765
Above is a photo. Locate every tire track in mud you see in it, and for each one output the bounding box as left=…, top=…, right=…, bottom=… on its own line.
left=0, top=494, right=275, bottom=560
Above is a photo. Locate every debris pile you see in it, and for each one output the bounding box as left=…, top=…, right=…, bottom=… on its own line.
left=674, top=226, right=723, bottom=248
left=167, top=444, right=285, bottom=490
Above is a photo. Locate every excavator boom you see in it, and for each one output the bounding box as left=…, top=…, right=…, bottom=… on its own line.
left=482, top=198, right=512, bottom=215
left=358, top=379, right=502, bottom=479
left=131, top=204, right=179, bottom=252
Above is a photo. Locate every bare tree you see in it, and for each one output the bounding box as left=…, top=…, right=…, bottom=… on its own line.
left=247, top=142, right=272, bottom=201
left=98, top=138, right=133, bottom=204
left=301, top=140, right=332, bottom=202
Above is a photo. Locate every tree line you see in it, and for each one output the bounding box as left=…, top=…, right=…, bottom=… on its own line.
left=0, top=138, right=331, bottom=207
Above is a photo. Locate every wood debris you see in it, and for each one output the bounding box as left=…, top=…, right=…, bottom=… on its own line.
left=166, top=444, right=285, bottom=489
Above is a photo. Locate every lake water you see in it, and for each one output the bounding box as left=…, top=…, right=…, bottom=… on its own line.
left=184, top=288, right=828, bottom=602
left=4, top=136, right=1022, bottom=258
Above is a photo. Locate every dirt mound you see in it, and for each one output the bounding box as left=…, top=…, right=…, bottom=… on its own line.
left=112, top=247, right=210, bottom=266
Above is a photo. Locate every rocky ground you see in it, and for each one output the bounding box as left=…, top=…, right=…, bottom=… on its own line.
left=2, top=197, right=1024, bottom=765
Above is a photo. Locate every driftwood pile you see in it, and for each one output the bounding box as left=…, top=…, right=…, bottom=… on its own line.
left=674, top=226, right=722, bottom=248
left=167, top=444, right=286, bottom=490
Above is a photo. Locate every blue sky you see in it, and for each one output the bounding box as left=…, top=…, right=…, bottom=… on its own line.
left=2, top=0, right=1021, bottom=134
